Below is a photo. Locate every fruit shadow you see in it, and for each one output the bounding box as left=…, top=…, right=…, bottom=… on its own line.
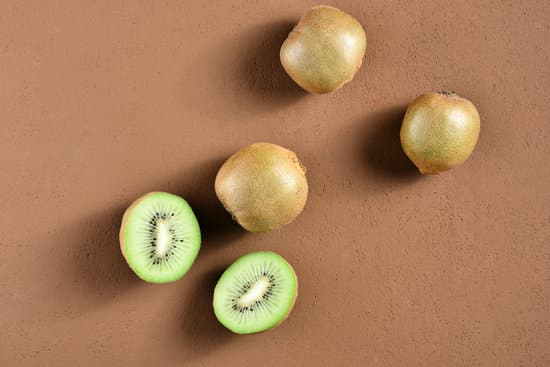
left=235, top=19, right=309, bottom=108
left=358, top=106, right=421, bottom=182
left=66, top=204, right=142, bottom=312
left=177, top=267, right=235, bottom=361
left=166, top=157, right=246, bottom=255
left=63, top=157, right=243, bottom=315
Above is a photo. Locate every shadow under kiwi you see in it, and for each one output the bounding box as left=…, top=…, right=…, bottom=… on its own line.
left=62, top=204, right=142, bottom=314
left=178, top=267, right=235, bottom=361
left=160, top=157, right=246, bottom=255
left=235, top=19, right=309, bottom=107
left=359, top=106, right=421, bottom=181
left=60, top=156, right=244, bottom=316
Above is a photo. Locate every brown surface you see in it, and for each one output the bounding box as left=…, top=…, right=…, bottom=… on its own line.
left=1, top=1, right=549, bottom=366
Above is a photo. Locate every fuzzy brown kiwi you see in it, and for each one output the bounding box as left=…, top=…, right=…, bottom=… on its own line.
left=215, top=142, right=308, bottom=233
left=400, top=92, right=481, bottom=174
left=280, top=5, right=367, bottom=94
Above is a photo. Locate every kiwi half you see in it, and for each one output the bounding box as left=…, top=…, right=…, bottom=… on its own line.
left=119, top=192, right=201, bottom=283
left=213, top=251, right=298, bottom=334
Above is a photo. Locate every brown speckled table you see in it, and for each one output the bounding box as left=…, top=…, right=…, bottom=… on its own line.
left=1, top=1, right=549, bottom=366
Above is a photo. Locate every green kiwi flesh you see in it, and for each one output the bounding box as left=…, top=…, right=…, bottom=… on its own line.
left=213, top=251, right=298, bottom=334
left=119, top=192, right=201, bottom=283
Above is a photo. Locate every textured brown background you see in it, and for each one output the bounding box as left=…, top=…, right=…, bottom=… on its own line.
left=1, top=1, right=549, bottom=366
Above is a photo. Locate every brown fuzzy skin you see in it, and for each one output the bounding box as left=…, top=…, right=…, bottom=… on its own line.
left=215, top=143, right=308, bottom=233
left=400, top=92, right=481, bottom=174
left=119, top=192, right=160, bottom=261
left=280, top=5, right=367, bottom=94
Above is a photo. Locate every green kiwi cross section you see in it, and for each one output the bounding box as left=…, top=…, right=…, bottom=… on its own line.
left=213, top=251, right=298, bottom=334
left=120, top=192, right=201, bottom=283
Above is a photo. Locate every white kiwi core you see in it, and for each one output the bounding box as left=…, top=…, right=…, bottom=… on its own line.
left=238, top=276, right=271, bottom=307
left=155, top=220, right=172, bottom=257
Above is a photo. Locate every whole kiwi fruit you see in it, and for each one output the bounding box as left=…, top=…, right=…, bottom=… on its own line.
left=400, top=91, right=481, bottom=174
left=280, top=5, right=367, bottom=94
left=215, top=142, right=308, bottom=233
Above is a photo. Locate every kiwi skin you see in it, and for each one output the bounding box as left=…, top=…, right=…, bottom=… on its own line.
left=215, top=143, right=308, bottom=233
left=118, top=193, right=154, bottom=259
left=280, top=5, right=367, bottom=94
left=253, top=275, right=298, bottom=334
left=274, top=277, right=298, bottom=331
left=266, top=259, right=298, bottom=333
left=400, top=92, right=480, bottom=174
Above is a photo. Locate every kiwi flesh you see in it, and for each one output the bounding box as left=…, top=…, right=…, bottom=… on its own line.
left=400, top=92, right=481, bottom=174
left=280, top=5, right=367, bottom=94
left=213, top=251, right=298, bottom=334
left=119, top=192, right=201, bottom=283
left=215, top=142, right=308, bottom=233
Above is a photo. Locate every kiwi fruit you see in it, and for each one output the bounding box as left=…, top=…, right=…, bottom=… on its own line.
left=119, top=192, right=201, bottom=283
left=213, top=251, right=298, bottom=334
left=400, top=92, right=481, bottom=174
left=215, top=142, right=308, bottom=233
left=280, top=5, right=367, bottom=94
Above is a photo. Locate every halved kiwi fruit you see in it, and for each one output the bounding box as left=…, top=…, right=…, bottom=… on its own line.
left=213, top=251, right=298, bottom=334
left=119, top=192, right=201, bottom=283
